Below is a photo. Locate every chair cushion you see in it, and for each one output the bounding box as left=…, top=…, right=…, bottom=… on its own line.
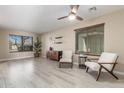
left=98, top=52, right=118, bottom=63
left=59, top=58, right=72, bottom=63
left=85, top=62, right=100, bottom=71
left=85, top=62, right=110, bottom=72
left=85, top=52, right=118, bottom=72
left=62, top=51, right=72, bottom=59
left=98, top=52, right=118, bottom=71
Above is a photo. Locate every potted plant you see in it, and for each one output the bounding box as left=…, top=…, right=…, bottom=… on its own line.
left=33, top=37, right=42, bottom=57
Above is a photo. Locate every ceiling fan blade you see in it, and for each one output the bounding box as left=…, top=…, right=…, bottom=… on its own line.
left=75, top=5, right=79, bottom=10
left=70, top=5, right=79, bottom=13
left=70, top=5, right=74, bottom=9
left=57, top=16, right=68, bottom=20
left=76, top=16, right=83, bottom=21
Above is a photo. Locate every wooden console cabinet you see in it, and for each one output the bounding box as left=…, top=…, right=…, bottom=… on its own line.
left=46, top=51, right=62, bottom=61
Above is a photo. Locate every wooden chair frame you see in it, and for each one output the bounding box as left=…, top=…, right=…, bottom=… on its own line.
left=86, top=56, right=119, bottom=81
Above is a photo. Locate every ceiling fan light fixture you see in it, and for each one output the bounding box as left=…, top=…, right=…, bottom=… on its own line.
left=68, top=13, right=76, bottom=20
left=57, top=5, right=83, bottom=21
left=89, top=7, right=97, bottom=12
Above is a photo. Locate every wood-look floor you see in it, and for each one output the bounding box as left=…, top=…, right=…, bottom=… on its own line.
left=0, top=58, right=124, bottom=88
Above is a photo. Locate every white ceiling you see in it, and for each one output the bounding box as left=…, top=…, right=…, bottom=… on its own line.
left=0, top=5, right=124, bottom=33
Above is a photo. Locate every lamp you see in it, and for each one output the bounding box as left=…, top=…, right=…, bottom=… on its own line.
left=68, top=13, right=76, bottom=20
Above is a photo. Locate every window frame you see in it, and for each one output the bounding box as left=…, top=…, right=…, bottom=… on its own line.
left=75, top=23, right=104, bottom=55
left=9, top=34, right=33, bottom=53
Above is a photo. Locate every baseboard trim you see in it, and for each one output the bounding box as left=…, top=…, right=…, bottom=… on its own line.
left=42, top=55, right=46, bottom=58
left=73, top=62, right=78, bottom=65
left=0, top=56, right=34, bottom=62
left=115, top=71, right=124, bottom=75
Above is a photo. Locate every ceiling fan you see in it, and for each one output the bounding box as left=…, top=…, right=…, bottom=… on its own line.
left=57, top=5, right=83, bottom=21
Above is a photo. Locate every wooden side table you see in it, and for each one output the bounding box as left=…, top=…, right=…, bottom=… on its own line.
left=46, top=51, right=62, bottom=61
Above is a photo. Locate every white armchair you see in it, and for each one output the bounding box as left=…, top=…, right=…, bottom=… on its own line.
left=85, top=52, right=119, bottom=81
left=59, top=50, right=73, bottom=68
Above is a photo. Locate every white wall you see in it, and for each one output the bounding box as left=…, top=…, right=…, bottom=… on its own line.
left=41, top=27, right=75, bottom=57
left=0, top=28, right=38, bottom=61
left=41, top=9, right=124, bottom=72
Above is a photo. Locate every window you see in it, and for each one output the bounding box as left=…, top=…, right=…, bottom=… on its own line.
left=22, top=36, right=33, bottom=51
left=75, top=24, right=104, bottom=55
left=9, top=34, right=33, bottom=52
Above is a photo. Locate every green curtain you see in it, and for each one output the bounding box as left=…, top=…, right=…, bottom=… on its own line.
left=77, top=24, right=104, bottom=55
left=86, top=35, right=104, bottom=54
